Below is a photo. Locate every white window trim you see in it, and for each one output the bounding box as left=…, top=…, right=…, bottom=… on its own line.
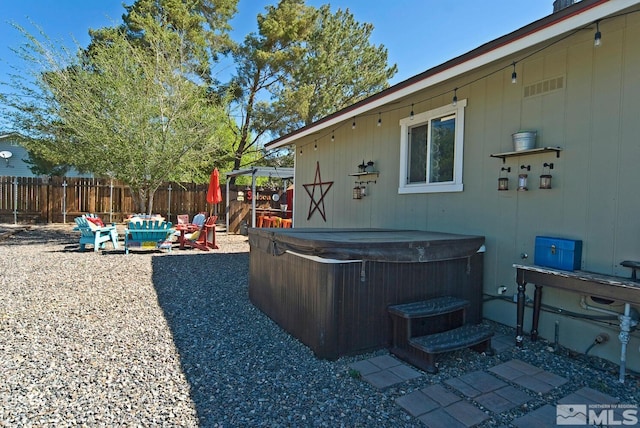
left=398, top=99, right=466, bottom=194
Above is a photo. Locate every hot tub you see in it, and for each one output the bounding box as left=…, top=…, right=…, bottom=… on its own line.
left=248, top=228, right=485, bottom=359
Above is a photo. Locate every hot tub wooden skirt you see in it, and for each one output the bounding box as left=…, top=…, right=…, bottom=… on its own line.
left=248, top=228, right=485, bottom=359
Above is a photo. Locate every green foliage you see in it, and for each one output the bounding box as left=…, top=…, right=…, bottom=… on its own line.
left=233, top=1, right=397, bottom=173
left=89, top=0, right=238, bottom=85
left=226, top=0, right=316, bottom=181
left=348, top=368, right=362, bottom=379
left=264, top=5, right=398, bottom=135
left=2, top=0, right=398, bottom=199
left=3, top=21, right=231, bottom=213
left=23, top=150, right=72, bottom=177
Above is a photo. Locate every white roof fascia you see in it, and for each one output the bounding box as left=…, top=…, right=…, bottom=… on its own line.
left=268, top=0, right=639, bottom=149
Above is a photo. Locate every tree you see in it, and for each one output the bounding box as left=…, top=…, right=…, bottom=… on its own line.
left=89, top=0, right=238, bottom=87
left=267, top=5, right=398, bottom=135
left=85, top=0, right=241, bottom=180
left=227, top=1, right=397, bottom=176
left=3, top=22, right=229, bottom=214
left=226, top=0, right=316, bottom=184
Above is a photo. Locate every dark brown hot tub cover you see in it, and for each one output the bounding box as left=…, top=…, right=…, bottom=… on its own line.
left=248, top=228, right=485, bottom=263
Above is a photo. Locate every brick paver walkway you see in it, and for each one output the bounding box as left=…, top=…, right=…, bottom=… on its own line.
left=348, top=335, right=623, bottom=427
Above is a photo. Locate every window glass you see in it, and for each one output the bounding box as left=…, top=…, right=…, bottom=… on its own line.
left=398, top=99, right=465, bottom=194
left=408, top=124, right=427, bottom=183
left=429, top=115, right=455, bottom=183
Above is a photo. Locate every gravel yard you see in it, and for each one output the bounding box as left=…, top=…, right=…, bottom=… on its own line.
left=0, top=224, right=638, bottom=427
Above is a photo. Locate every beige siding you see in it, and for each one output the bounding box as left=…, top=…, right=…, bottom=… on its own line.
left=291, top=12, right=640, bottom=371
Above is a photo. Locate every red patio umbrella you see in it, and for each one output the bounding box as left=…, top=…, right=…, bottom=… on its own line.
left=207, top=168, right=223, bottom=214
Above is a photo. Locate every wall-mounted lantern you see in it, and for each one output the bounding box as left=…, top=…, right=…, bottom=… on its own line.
left=539, top=162, right=554, bottom=189
left=498, top=166, right=510, bottom=191
left=517, top=174, right=528, bottom=191
left=518, top=165, right=530, bottom=191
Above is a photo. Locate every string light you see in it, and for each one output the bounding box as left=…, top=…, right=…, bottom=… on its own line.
left=291, top=14, right=631, bottom=148
left=314, top=140, right=317, bottom=151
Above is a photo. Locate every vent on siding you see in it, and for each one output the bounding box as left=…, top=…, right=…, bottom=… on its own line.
left=524, top=76, right=564, bottom=98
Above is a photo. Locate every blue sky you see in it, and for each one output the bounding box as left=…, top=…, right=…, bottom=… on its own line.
left=0, top=1, right=552, bottom=109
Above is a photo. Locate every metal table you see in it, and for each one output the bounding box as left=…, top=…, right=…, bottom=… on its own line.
left=513, top=263, right=640, bottom=382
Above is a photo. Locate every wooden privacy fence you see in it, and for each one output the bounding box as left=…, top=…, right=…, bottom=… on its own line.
left=0, top=176, right=226, bottom=224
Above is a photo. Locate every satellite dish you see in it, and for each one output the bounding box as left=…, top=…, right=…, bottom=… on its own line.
left=0, top=150, right=12, bottom=159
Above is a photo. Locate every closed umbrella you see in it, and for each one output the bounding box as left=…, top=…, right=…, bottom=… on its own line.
left=207, top=168, right=223, bottom=214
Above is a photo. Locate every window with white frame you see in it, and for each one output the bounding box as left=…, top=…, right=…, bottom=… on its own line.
left=398, top=99, right=466, bottom=194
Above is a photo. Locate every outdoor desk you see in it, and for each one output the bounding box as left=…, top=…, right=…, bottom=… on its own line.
left=513, top=263, right=640, bottom=382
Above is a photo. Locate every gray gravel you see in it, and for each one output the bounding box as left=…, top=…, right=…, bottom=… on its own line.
left=0, top=224, right=638, bottom=427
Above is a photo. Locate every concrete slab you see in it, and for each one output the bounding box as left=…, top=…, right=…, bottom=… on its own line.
left=395, top=390, right=439, bottom=417
left=475, top=390, right=520, bottom=413
left=418, top=408, right=466, bottom=428
left=368, top=355, right=402, bottom=370
left=362, top=369, right=404, bottom=389
left=421, top=384, right=462, bottom=407
left=512, top=404, right=557, bottom=427
left=458, top=370, right=508, bottom=393
left=388, top=363, right=422, bottom=381
left=445, top=377, right=482, bottom=398
left=443, top=400, right=490, bottom=426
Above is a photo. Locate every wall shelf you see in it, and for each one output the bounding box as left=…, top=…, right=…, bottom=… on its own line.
left=348, top=171, right=379, bottom=177
left=490, top=147, right=562, bottom=163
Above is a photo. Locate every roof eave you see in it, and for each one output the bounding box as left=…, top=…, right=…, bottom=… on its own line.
left=266, top=0, right=634, bottom=150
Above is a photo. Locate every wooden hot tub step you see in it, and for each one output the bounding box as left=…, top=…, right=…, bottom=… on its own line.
left=410, top=324, right=494, bottom=354
left=388, top=296, right=470, bottom=319
left=402, top=324, right=494, bottom=373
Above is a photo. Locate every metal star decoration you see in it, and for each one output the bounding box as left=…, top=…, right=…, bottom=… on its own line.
left=302, top=161, right=333, bottom=221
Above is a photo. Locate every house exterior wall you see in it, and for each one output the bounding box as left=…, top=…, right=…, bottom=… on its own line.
left=0, top=139, right=34, bottom=177
left=0, top=135, right=92, bottom=178
left=291, top=11, right=640, bottom=371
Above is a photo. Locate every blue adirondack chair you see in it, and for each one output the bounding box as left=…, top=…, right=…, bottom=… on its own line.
left=74, top=216, right=119, bottom=252
left=124, top=220, right=175, bottom=254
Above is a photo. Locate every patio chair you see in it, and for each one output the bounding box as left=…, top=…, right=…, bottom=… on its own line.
left=177, top=214, right=190, bottom=225
left=183, top=215, right=218, bottom=250
left=124, top=219, right=175, bottom=254
left=192, top=213, right=206, bottom=228
left=74, top=216, right=119, bottom=252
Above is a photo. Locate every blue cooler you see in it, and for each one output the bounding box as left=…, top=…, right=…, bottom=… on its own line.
left=534, top=236, right=583, bottom=271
